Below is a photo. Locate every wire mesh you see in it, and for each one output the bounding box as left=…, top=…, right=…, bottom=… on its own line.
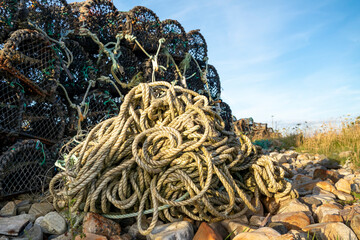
left=143, top=53, right=179, bottom=84
left=206, top=64, right=221, bottom=101
left=80, top=0, right=121, bottom=44
left=0, top=139, right=54, bottom=194
left=1, top=29, right=60, bottom=96
left=161, top=19, right=188, bottom=60
left=0, top=0, right=19, bottom=43
left=219, top=101, right=233, bottom=131
left=0, top=139, right=55, bottom=197
left=21, top=96, right=66, bottom=144
left=128, top=6, right=161, bottom=53
left=58, top=40, right=96, bottom=97
left=27, top=0, right=75, bottom=39
left=184, top=58, right=204, bottom=94
left=0, top=71, right=24, bottom=136
left=187, top=30, right=208, bottom=65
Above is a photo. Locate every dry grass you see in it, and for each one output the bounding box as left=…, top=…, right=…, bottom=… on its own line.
left=296, top=121, right=360, bottom=166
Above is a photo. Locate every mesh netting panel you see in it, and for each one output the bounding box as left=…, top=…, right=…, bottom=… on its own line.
left=0, top=0, right=19, bottom=43
left=143, top=53, right=179, bottom=84
left=219, top=101, right=233, bottom=131
left=80, top=0, right=120, bottom=44
left=21, top=97, right=66, bottom=144
left=0, top=71, right=24, bottom=136
left=161, top=19, right=188, bottom=60
left=80, top=90, right=120, bottom=131
left=0, top=139, right=54, bottom=197
left=27, top=0, right=75, bottom=39
left=187, top=30, right=207, bottom=64
left=206, top=64, right=221, bottom=101
left=58, top=40, right=96, bottom=97
left=184, top=58, right=204, bottom=94
left=115, top=46, right=141, bottom=86
left=1, top=29, right=60, bottom=96
left=128, top=6, right=161, bottom=53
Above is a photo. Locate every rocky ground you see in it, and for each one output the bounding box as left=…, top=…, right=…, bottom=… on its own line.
left=1, top=150, right=360, bottom=240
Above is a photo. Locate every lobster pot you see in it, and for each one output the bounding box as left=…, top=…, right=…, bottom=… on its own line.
left=27, top=0, right=75, bottom=39
left=79, top=0, right=122, bottom=53
left=0, top=72, right=24, bottom=136
left=219, top=101, right=233, bottom=131
left=21, top=97, right=66, bottom=144
left=143, top=54, right=179, bottom=84
left=1, top=29, right=60, bottom=97
left=0, top=0, right=19, bottom=43
left=81, top=90, right=120, bottom=130
left=184, top=58, right=204, bottom=94
left=161, top=19, right=188, bottom=60
left=58, top=40, right=96, bottom=97
left=206, top=64, right=221, bottom=101
left=187, top=30, right=208, bottom=66
left=128, top=6, right=162, bottom=53
left=0, top=139, right=54, bottom=197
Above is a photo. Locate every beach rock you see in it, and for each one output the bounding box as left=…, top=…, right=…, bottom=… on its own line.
left=316, top=181, right=336, bottom=193
left=287, top=230, right=308, bottom=240
left=303, top=222, right=358, bottom=240
left=313, top=169, right=340, bottom=183
left=277, top=199, right=310, bottom=215
left=335, top=191, right=354, bottom=201
left=253, top=227, right=281, bottom=237
left=148, top=221, right=194, bottom=240
left=23, top=224, right=43, bottom=240
left=193, top=222, right=222, bottom=240
left=351, top=183, right=360, bottom=193
left=221, top=220, right=254, bottom=239
left=268, top=222, right=288, bottom=235
left=75, top=233, right=107, bottom=240
left=299, top=196, right=322, bottom=207
left=233, top=232, right=270, bottom=240
left=0, top=214, right=30, bottom=236
left=82, top=212, right=121, bottom=238
left=0, top=202, right=17, bottom=217
left=335, top=179, right=351, bottom=194
left=28, top=203, right=54, bottom=218
left=314, top=203, right=341, bottom=223
left=39, top=212, right=67, bottom=235
left=209, top=222, right=230, bottom=239
left=350, top=214, right=360, bottom=239
left=249, top=215, right=265, bottom=227
left=270, top=211, right=310, bottom=230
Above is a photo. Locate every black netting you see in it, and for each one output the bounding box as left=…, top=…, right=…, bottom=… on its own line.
left=0, top=139, right=55, bottom=197
left=128, top=6, right=161, bottom=53
left=21, top=96, right=66, bottom=144
left=143, top=53, right=179, bottom=83
left=0, top=71, right=24, bottom=136
left=27, top=0, right=75, bottom=39
left=206, top=64, right=221, bottom=101
left=0, top=0, right=19, bottom=43
left=115, top=46, right=141, bottom=86
left=161, top=19, right=187, bottom=60
left=184, top=58, right=204, bottom=94
left=1, top=29, right=60, bottom=96
left=79, top=0, right=121, bottom=44
left=219, top=101, right=232, bottom=131
left=187, top=30, right=207, bottom=65
left=58, top=40, right=96, bottom=97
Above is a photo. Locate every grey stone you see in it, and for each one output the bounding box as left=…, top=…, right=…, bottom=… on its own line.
left=277, top=198, right=311, bottom=214
left=0, top=215, right=30, bottom=236
left=39, top=212, right=67, bottom=235
left=268, top=222, right=288, bottom=234
left=23, top=224, right=42, bottom=240
left=351, top=183, right=360, bottom=193
left=0, top=202, right=17, bottom=217
left=300, top=196, right=322, bottom=207
left=28, top=203, right=54, bottom=218
left=318, top=159, right=341, bottom=169
left=147, top=221, right=194, bottom=240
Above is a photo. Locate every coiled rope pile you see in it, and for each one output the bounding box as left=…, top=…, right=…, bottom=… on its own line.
left=50, top=81, right=297, bottom=235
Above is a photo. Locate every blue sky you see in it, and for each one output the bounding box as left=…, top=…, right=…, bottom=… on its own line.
left=71, top=0, right=360, bottom=128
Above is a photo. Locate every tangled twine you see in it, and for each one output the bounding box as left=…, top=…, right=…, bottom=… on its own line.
left=50, top=81, right=297, bottom=235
